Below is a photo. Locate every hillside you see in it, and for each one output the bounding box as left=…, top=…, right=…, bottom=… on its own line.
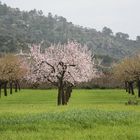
left=0, top=1, right=140, bottom=65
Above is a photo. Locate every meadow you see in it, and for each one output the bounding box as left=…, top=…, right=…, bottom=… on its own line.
left=0, top=89, right=140, bottom=140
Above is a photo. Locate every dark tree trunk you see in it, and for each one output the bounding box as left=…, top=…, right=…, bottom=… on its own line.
left=128, top=82, right=131, bottom=94
left=62, top=88, right=66, bottom=105
left=130, top=82, right=134, bottom=95
left=4, top=82, right=7, bottom=96
left=57, top=80, right=67, bottom=105
left=66, top=89, right=70, bottom=103
left=125, top=81, right=128, bottom=92
left=68, top=87, right=72, bottom=99
left=15, top=81, right=18, bottom=92
left=57, top=86, right=62, bottom=105
left=65, top=86, right=72, bottom=103
left=10, top=82, right=13, bottom=94
left=137, top=80, right=140, bottom=97
left=56, top=63, right=68, bottom=105
left=127, top=81, right=135, bottom=95
left=17, top=81, right=21, bottom=91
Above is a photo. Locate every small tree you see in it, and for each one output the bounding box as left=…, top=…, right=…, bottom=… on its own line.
left=0, top=54, right=27, bottom=97
left=113, top=55, right=140, bottom=97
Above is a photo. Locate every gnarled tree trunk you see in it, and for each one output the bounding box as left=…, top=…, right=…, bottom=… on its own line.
left=17, top=80, right=21, bottom=91
left=4, top=81, right=7, bottom=96
left=58, top=86, right=62, bottom=105
left=125, top=81, right=128, bottom=92
left=62, top=89, right=66, bottom=105
left=15, top=81, right=18, bottom=92
left=10, top=81, right=13, bottom=94
left=65, top=86, right=72, bottom=103
left=129, top=81, right=134, bottom=95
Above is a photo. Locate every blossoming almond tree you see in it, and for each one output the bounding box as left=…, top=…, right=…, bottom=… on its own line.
left=27, top=42, right=97, bottom=105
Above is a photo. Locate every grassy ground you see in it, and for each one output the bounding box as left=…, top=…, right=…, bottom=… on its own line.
left=0, top=89, right=140, bottom=140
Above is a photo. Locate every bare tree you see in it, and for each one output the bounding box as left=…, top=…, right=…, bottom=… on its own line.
left=113, top=55, right=140, bottom=97
left=0, top=54, right=27, bottom=97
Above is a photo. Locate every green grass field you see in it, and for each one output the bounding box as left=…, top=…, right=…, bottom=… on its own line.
left=0, top=89, right=140, bottom=140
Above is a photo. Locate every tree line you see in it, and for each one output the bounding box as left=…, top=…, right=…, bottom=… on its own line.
left=1, top=42, right=140, bottom=105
